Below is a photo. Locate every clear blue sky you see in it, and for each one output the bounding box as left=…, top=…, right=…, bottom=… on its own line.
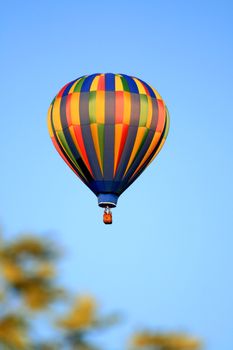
left=1, top=1, right=233, bottom=349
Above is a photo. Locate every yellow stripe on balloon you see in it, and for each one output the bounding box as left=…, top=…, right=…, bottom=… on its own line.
left=95, top=91, right=105, bottom=124
left=150, top=86, right=162, bottom=100
left=123, top=127, right=147, bottom=176
left=132, top=77, right=147, bottom=94
left=47, top=105, right=54, bottom=137
left=123, top=92, right=131, bottom=125
left=115, top=75, right=123, bottom=91
left=146, top=96, right=153, bottom=128
left=90, top=75, right=100, bottom=91
left=69, top=78, right=82, bottom=94
left=90, top=124, right=103, bottom=175
left=52, top=97, right=62, bottom=131
left=70, top=92, right=80, bottom=125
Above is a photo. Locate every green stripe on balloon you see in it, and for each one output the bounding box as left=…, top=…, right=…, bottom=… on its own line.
left=119, top=75, right=129, bottom=91
left=139, top=94, right=148, bottom=126
left=89, top=91, right=96, bottom=124
left=98, top=124, right=105, bottom=170
left=56, top=130, right=87, bottom=180
left=135, top=128, right=150, bottom=160
left=73, top=77, right=86, bottom=92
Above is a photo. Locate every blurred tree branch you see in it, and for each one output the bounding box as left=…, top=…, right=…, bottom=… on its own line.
left=130, top=331, right=202, bottom=350
left=0, top=233, right=202, bottom=350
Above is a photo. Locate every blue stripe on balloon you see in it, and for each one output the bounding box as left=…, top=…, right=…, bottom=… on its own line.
left=121, top=74, right=139, bottom=93
left=62, top=79, right=79, bottom=96
left=81, top=73, right=99, bottom=92
left=105, top=73, right=115, bottom=91
left=138, top=78, right=156, bottom=98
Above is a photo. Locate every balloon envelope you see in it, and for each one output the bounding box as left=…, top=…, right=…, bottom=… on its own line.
left=47, top=73, right=169, bottom=207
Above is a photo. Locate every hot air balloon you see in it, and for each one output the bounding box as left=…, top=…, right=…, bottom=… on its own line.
left=47, top=73, right=169, bottom=224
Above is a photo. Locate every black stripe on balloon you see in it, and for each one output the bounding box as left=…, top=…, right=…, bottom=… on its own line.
left=103, top=91, right=115, bottom=182
left=119, top=96, right=159, bottom=185
left=118, top=115, right=168, bottom=194
left=114, top=93, right=140, bottom=181
left=79, top=92, right=103, bottom=181
left=59, top=97, right=94, bottom=183
left=120, top=129, right=154, bottom=187
left=49, top=104, right=90, bottom=186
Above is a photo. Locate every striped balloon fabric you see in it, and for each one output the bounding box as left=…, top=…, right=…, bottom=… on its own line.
left=47, top=73, right=169, bottom=208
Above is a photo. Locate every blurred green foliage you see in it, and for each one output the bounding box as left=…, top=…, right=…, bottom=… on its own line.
left=0, top=233, right=202, bottom=349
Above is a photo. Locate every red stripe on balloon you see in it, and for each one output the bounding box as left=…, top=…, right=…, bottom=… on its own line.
left=114, top=124, right=129, bottom=175
left=73, top=125, right=94, bottom=176
left=57, top=83, right=70, bottom=98
left=156, top=99, right=166, bottom=132
left=140, top=81, right=150, bottom=96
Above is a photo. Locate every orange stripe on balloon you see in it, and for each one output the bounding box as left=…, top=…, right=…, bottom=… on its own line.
left=123, top=92, right=131, bottom=125
left=66, top=94, right=72, bottom=127
left=52, top=97, right=62, bottom=131
left=69, top=125, right=93, bottom=177
left=156, top=99, right=166, bottom=132
left=70, top=92, right=80, bottom=125
left=96, top=91, right=105, bottom=124
left=115, top=91, right=124, bottom=123
left=73, top=125, right=93, bottom=176
left=97, top=75, right=105, bottom=90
